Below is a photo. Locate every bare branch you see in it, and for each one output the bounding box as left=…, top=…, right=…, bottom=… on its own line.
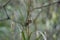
left=0, top=8, right=10, bottom=21
left=0, top=0, right=11, bottom=21
left=3, top=0, right=11, bottom=7
left=31, top=1, right=60, bottom=11
left=3, top=7, right=10, bottom=19
left=33, top=10, right=42, bottom=23
left=0, top=0, right=11, bottom=8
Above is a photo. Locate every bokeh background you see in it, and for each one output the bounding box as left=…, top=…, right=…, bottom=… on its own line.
left=0, top=0, right=60, bottom=40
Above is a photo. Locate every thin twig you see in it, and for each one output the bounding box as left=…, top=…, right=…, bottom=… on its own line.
left=0, top=0, right=11, bottom=8
left=31, top=1, right=60, bottom=11
left=3, top=0, right=11, bottom=18
left=33, top=10, right=42, bottom=23
left=0, top=8, right=10, bottom=21
left=0, top=0, right=11, bottom=21
left=3, top=0, right=11, bottom=7
left=3, top=7, right=10, bottom=19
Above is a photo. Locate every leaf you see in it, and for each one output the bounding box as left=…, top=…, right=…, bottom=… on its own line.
left=22, top=31, right=26, bottom=40
left=35, top=35, right=42, bottom=40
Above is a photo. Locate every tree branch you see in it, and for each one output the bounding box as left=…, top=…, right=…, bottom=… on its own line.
left=3, top=0, right=11, bottom=7
left=31, top=1, right=60, bottom=11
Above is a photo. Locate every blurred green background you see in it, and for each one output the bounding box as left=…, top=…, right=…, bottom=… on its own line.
left=0, top=0, right=60, bottom=40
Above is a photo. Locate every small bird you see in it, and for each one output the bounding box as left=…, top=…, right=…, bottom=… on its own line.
left=25, top=19, right=32, bottom=26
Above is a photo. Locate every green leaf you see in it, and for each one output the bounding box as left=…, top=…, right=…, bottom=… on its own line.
left=35, top=35, right=41, bottom=40
left=22, top=31, right=26, bottom=40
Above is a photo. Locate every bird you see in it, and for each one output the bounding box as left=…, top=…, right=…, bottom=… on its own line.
left=25, top=19, right=32, bottom=26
